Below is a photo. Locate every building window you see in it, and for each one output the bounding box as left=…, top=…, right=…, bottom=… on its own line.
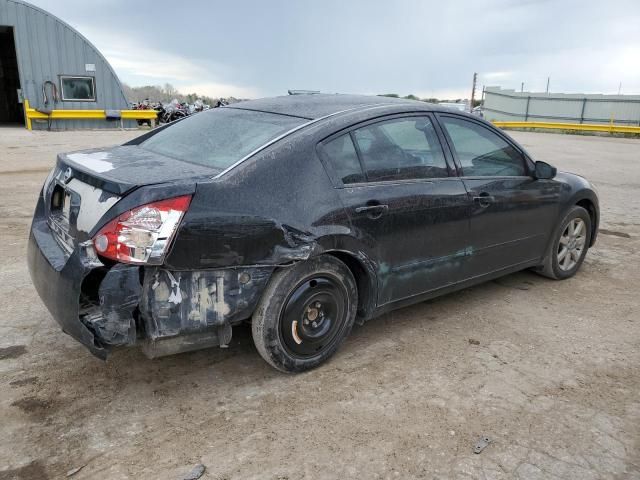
left=59, top=76, right=96, bottom=101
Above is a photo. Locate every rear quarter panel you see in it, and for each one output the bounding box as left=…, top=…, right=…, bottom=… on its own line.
left=164, top=134, right=351, bottom=270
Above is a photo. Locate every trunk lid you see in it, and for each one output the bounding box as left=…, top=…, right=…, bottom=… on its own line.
left=58, top=145, right=219, bottom=195
left=44, top=145, right=214, bottom=255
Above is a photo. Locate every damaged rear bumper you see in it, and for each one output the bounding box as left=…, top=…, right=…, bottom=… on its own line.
left=27, top=219, right=273, bottom=359
left=28, top=222, right=110, bottom=358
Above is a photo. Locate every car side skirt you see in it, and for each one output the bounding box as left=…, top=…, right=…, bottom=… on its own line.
left=367, top=259, right=542, bottom=320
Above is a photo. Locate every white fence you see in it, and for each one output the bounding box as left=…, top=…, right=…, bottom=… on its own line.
left=483, top=87, right=640, bottom=126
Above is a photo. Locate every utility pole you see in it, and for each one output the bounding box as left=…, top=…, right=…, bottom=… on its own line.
left=521, top=82, right=524, bottom=93
left=618, top=82, right=622, bottom=95
left=546, top=77, right=550, bottom=94
left=470, top=72, right=477, bottom=113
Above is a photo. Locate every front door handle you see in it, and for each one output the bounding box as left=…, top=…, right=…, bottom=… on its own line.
left=473, top=193, right=495, bottom=208
left=355, top=204, right=388, bottom=218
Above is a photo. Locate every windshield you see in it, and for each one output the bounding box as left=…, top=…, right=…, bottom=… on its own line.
left=139, top=108, right=306, bottom=170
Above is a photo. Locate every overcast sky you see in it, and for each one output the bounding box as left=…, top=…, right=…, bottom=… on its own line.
left=29, top=0, right=640, bottom=99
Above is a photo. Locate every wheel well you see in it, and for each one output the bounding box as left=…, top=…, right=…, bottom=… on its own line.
left=576, top=198, right=597, bottom=246
left=324, top=251, right=374, bottom=318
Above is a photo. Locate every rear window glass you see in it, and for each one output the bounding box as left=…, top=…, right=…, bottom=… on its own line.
left=139, top=108, right=305, bottom=170
left=320, top=134, right=365, bottom=184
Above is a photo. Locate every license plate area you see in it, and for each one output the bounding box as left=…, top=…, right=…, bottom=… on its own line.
left=51, top=185, right=72, bottom=220
left=49, top=183, right=75, bottom=253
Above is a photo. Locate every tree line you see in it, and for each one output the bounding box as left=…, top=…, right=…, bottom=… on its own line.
left=121, top=85, right=480, bottom=107
left=379, top=93, right=480, bottom=107
left=122, top=83, right=239, bottom=105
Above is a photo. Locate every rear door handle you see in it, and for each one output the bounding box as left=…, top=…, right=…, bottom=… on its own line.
left=473, top=193, right=495, bottom=208
left=355, top=205, right=388, bottom=213
left=355, top=204, right=388, bottom=218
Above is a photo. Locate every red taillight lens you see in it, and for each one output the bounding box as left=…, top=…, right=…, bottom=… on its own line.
left=93, top=195, right=191, bottom=265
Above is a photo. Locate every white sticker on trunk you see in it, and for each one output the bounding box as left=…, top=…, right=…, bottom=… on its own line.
left=67, top=151, right=115, bottom=173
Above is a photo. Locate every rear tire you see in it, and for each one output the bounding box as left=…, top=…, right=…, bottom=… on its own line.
left=252, top=255, right=358, bottom=373
left=535, top=205, right=592, bottom=280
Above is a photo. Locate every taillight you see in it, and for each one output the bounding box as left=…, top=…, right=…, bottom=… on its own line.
left=93, top=195, right=191, bottom=265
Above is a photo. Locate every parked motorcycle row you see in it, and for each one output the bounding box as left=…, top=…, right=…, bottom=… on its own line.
left=131, top=98, right=229, bottom=126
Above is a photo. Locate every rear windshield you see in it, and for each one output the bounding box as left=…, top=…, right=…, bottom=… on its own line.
left=139, top=108, right=306, bottom=170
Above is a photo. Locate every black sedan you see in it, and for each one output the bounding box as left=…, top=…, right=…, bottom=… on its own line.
left=27, top=94, right=599, bottom=372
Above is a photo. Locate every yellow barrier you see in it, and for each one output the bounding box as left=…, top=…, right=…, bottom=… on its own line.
left=22, top=99, right=157, bottom=130
left=492, top=120, right=640, bottom=135
left=22, top=100, right=639, bottom=135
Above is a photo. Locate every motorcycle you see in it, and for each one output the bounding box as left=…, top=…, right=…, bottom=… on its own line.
left=132, top=99, right=154, bottom=127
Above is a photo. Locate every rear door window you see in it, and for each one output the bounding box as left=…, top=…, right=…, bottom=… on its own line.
left=352, top=117, right=449, bottom=182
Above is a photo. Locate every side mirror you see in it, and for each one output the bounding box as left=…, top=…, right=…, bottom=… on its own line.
left=534, top=161, right=557, bottom=179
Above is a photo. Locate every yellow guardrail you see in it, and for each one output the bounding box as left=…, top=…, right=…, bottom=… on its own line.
left=23, top=99, right=157, bottom=130
left=492, top=120, right=640, bottom=135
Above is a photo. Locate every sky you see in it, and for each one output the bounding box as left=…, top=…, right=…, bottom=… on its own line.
left=28, top=0, right=640, bottom=99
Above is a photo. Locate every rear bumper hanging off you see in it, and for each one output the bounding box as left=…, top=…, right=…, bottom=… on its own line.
left=139, top=266, right=273, bottom=357
left=28, top=219, right=274, bottom=359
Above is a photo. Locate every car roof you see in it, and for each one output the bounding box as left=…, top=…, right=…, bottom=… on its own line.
left=226, top=94, right=438, bottom=120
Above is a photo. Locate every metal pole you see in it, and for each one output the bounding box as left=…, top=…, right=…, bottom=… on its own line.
left=521, top=82, right=524, bottom=93
left=546, top=77, right=550, bottom=94
left=470, top=72, right=477, bottom=113
left=579, top=98, right=587, bottom=124
left=525, top=96, right=531, bottom=122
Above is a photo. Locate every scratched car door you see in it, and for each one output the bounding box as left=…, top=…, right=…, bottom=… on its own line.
left=318, top=115, right=472, bottom=306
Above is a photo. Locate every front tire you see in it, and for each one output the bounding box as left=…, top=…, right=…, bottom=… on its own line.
left=252, top=255, right=358, bottom=373
left=536, top=205, right=592, bottom=280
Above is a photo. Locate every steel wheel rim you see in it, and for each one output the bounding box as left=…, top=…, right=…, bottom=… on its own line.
left=279, top=275, right=347, bottom=358
left=557, top=218, right=586, bottom=271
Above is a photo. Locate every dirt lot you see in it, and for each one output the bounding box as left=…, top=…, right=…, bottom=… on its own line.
left=0, top=126, right=638, bottom=480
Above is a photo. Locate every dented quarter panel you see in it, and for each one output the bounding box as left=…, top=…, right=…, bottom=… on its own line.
left=164, top=137, right=351, bottom=270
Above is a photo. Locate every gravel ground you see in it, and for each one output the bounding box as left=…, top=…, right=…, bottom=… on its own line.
left=0, top=127, right=638, bottom=480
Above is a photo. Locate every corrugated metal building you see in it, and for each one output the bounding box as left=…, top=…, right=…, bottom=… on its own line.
left=0, top=0, right=134, bottom=129
left=483, top=87, right=640, bottom=126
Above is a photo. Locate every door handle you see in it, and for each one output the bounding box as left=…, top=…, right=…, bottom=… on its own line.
left=473, top=193, right=495, bottom=208
left=355, top=204, right=388, bottom=218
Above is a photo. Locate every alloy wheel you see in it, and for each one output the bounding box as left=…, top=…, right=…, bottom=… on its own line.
left=557, top=218, right=587, bottom=271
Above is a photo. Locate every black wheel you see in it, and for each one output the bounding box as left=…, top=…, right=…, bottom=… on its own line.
left=252, top=255, right=357, bottom=373
left=535, top=205, right=592, bottom=280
